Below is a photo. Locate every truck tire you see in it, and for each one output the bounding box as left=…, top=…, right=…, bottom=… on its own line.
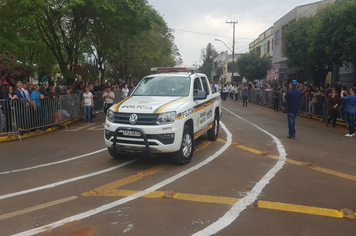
left=108, top=147, right=127, bottom=159
left=207, top=112, right=219, bottom=141
left=173, top=125, right=194, bottom=165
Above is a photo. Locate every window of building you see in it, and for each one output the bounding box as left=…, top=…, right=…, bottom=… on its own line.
left=275, top=31, right=280, bottom=45
left=267, top=40, right=270, bottom=53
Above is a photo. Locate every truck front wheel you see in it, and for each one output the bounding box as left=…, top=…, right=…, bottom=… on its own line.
left=172, top=125, right=194, bottom=165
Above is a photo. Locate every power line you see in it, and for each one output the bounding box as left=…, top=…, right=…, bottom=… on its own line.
left=216, top=0, right=246, bottom=36
left=245, top=0, right=318, bottom=39
left=238, top=0, right=289, bottom=38
left=243, top=0, right=306, bottom=39
left=171, top=28, right=254, bottom=40
left=221, top=0, right=259, bottom=36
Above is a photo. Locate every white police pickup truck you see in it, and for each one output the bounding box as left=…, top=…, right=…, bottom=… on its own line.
left=104, top=67, right=222, bottom=164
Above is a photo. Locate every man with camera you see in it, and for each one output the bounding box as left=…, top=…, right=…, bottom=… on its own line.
left=340, top=87, right=356, bottom=137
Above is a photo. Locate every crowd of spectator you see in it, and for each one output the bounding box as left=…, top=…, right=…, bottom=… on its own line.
left=0, top=73, right=137, bottom=133
left=211, top=80, right=356, bottom=131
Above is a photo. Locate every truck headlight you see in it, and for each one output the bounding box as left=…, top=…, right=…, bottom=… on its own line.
left=107, top=110, right=115, bottom=122
left=156, top=111, right=176, bottom=125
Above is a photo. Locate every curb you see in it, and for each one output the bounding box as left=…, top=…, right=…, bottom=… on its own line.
left=0, top=119, right=80, bottom=143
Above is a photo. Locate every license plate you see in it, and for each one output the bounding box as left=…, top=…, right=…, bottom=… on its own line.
left=122, top=131, right=141, bottom=137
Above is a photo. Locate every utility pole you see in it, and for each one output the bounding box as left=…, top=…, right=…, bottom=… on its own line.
left=226, top=20, right=238, bottom=82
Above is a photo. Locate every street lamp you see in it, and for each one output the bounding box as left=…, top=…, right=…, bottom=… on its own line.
left=215, top=39, right=235, bottom=82
left=214, top=39, right=232, bottom=53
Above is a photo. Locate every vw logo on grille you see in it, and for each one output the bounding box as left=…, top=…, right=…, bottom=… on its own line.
left=129, top=114, right=138, bottom=124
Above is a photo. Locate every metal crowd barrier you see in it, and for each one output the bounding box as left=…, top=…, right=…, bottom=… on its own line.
left=0, top=93, right=106, bottom=138
left=245, top=90, right=347, bottom=122
left=0, top=99, right=12, bottom=136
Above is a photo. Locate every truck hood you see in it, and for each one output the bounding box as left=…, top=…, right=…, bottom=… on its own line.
left=116, top=96, right=189, bottom=114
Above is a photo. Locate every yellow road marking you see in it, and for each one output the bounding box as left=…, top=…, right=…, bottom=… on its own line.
left=0, top=196, right=77, bottom=221
left=96, top=189, right=355, bottom=220
left=174, top=192, right=238, bottom=205
left=82, top=141, right=212, bottom=197
left=217, top=139, right=356, bottom=182
left=194, top=140, right=211, bottom=152
left=258, top=200, right=344, bottom=219
left=81, top=164, right=171, bottom=197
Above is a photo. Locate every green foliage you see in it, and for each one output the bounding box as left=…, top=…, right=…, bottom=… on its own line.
left=283, top=17, right=314, bottom=68
left=283, top=0, right=356, bottom=85
left=108, top=6, right=180, bottom=81
left=317, top=0, right=356, bottom=65
left=236, top=51, right=271, bottom=81
left=0, top=0, right=180, bottom=84
left=198, top=43, right=217, bottom=78
left=0, top=0, right=56, bottom=78
left=0, top=53, right=34, bottom=81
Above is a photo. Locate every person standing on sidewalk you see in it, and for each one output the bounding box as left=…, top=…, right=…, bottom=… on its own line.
left=82, top=87, right=93, bottom=123
left=326, top=89, right=340, bottom=128
left=242, top=83, right=248, bottom=106
left=284, top=80, right=302, bottom=139
left=273, top=85, right=280, bottom=112
left=103, top=87, right=115, bottom=114
left=234, top=83, right=239, bottom=101
left=340, top=87, right=356, bottom=137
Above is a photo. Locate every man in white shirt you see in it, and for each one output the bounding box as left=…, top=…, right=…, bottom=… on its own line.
left=122, top=84, right=129, bottom=99
left=228, top=82, right=233, bottom=99
left=22, top=82, right=30, bottom=101
left=103, top=87, right=115, bottom=114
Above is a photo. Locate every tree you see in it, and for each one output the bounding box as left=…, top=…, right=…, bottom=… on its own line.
left=87, top=0, right=153, bottom=80
left=108, top=6, right=180, bottom=81
left=236, top=51, right=271, bottom=81
left=1, top=0, right=105, bottom=84
left=283, top=0, right=356, bottom=86
left=0, top=53, right=34, bottom=81
left=0, top=0, right=181, bottom=84
left=315, top=0, right=356, bottom=66
left=0, top=2, right=56, bottom=78
left=199, top=43, right=217, bottom=78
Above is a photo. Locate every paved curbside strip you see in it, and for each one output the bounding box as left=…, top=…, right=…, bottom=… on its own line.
left=0, top=119, right=80, bottom=143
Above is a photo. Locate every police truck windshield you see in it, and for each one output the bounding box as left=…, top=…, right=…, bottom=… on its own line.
left=132, top=76, right=191, bottom=97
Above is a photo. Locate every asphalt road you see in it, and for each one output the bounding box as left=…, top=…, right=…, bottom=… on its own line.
left=0, top=98, right=355, bottom=236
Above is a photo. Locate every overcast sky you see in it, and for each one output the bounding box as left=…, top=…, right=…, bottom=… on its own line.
left=147, top=0, right=322, bottom=67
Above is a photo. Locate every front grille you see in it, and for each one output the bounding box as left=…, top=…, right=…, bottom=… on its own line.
left=105, top=131, right=174, bottom=145
left=113, top=113, right=159, bottom=125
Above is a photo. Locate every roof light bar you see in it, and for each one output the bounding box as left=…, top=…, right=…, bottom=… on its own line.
left=151, top=67, right=195, bottom=73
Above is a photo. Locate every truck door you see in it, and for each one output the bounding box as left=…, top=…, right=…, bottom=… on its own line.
left=193, top=77, right=209, bottom=133
left=200, top=76, right=214, bottom=125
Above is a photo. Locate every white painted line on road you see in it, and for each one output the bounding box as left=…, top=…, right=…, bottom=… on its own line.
left=0, top=158, right=140, bottom=201
left=0, top=196, right=77, bottom=221
left=0, top=148, right=107, bottom=175
left=13, top=122, right=232, bottom=236
left=192, top=107, right=287, bottom=236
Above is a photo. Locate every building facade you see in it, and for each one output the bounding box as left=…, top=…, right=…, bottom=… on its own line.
left=212, top=51, right=242, bottom=83
left=272, top=1, right=335, bottom=83
left=249, top=27, right=273, bottom=58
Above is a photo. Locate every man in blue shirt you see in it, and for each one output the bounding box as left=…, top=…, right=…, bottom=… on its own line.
left=340, top=87, right=356, bottom=137
left=284, top=80, right=302, bottom=139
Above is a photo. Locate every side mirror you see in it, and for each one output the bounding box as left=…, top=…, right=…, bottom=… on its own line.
left=194, top=90, right=207, bottom=101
